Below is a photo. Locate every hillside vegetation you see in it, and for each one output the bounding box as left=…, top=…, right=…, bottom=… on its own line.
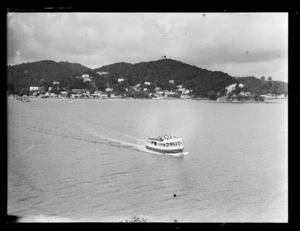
left=236, top=76, right=288, bottom=95
left=95, top=59, right=237, bottom=97
left=7, top=60, right=92, bottom=89
left=7, top=58, right=288, bottom=98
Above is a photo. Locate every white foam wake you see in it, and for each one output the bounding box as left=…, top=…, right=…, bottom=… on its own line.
left=73, top=123, right=188, bottom=157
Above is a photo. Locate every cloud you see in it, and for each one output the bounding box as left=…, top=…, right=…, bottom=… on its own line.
left=7, top=13, right=288, bottom=81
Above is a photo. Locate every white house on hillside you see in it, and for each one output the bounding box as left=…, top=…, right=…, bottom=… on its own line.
left=118, top=78, right=124, bottom=83
left=29, top=86, right=39, bottom=91
left=182, top=89, right=190, bottom=94
left=97, top=72, right=109, bottom=75
left=71, top=89, right=84, bottom=94
left=81, top=74, right=91, bottom=82
left=60, top=91, right=68, bottom=97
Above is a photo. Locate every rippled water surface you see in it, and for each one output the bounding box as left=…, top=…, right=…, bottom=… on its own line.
left=7, top=98, right=288, bottom=222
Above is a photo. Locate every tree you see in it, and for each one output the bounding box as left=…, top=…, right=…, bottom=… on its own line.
left=268, top=76, right=272, bottom=81
left=38, top=78, right=45, bottom=86
left=52, top=87, right=61, bottom=95
left=121, top=215, right=151, bottom=223
left=273, top=81, right=281, bottom=94
left=83, top=81, right=95, bottom=91
left=19, top=88, right=29, bottom=96
left=94, top=77, right=106, bottom=91
left=207, top=90, right=217, bottom=100
left=218, top=88, right=227, bottom=96
left=260, top=76, right=265, bottom=81
left=167, top=93, right=181, bottom=98
left=112, top=82, right=126, bottom=95
left=267, top=80, right=273, bottom=88
left=43, top=81, right=53, bottom=92
left=67, top=91, right=72, bottom=98
left=7, top=83, right=15, bottom=94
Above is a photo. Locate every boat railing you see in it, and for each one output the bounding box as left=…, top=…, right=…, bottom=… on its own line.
left=149, top=135, right=181, bottom=141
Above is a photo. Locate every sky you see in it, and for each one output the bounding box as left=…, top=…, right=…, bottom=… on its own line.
left=7, top=13, right=288, bottom=82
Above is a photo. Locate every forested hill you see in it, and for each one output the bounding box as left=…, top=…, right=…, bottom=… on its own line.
left=95, top=59, right=237, bottom=97
left=236, top=76, right=288, bottom=95
left=7, top=58, right=288, bottom=97
left=7, top=60, right=92, bottom=89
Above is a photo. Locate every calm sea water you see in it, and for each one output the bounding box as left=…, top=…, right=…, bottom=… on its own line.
left=7, top=98, right=288, bottom=222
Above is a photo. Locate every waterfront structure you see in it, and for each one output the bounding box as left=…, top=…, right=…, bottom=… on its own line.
left=71, top=89, right=84, bottom=94
left=29, top=86, right=39, bottom=91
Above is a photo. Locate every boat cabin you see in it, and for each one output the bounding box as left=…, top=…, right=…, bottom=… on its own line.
left=146, top=135, right=185, bottom=154
left=150, top=140, right=182, bottom=147
left=148, top=135, right=183, bottom=147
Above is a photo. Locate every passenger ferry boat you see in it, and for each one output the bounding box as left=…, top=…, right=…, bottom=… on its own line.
left=145, top=135, right=185, bottom=154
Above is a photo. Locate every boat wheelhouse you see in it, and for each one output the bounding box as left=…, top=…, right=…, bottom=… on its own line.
left=145, top=135, right=184, bottom=154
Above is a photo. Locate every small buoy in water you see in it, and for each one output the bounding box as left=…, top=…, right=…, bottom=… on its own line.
left=173, top=194, right=176, bottom=197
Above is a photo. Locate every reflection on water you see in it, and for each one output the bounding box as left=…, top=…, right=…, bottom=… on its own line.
left=8, top=98, right=287, bottom=222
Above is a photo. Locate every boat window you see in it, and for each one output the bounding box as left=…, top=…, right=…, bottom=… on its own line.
left=166, top=143, right=169, bottom=147
left=154, top=142, right=157, bottom=145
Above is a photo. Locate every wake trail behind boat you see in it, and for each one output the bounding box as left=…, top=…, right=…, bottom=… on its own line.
left=84, top=129, right=150, bottom=153
left=85, top=129, right=185, bottom=156
left=74, top=123, right=189, bottom=157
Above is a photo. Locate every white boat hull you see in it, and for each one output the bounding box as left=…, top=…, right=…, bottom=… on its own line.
left=145, top=143, right=184, bottom=154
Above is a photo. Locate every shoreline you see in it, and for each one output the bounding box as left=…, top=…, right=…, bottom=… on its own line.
left=8, top=95, right=288, bottom=103
left=8, top=95, right=208, bottom=101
